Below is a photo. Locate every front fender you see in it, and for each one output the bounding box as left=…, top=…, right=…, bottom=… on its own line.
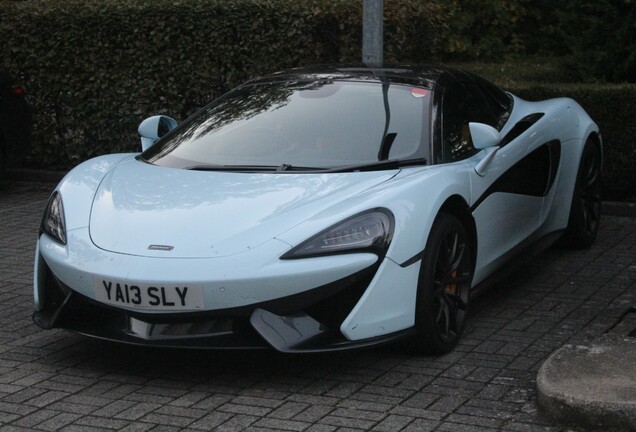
left=54, top=154, right=136, bottom=232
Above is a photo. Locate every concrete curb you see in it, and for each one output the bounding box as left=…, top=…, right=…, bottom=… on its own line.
left=536, top=314, right=636, bottom=431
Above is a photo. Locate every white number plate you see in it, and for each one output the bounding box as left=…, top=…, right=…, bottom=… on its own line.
left=94, top=279, right=204, bottom=310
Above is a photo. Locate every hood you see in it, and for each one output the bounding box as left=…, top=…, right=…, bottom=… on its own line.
left=89, top=160, right=396, bottom=258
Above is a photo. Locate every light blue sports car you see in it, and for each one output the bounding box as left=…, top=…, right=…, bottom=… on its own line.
left=34, top=66, right=601, bottom=354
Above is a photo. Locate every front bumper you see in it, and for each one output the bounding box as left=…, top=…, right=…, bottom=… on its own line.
left=34, top=239, right=413, bottom=352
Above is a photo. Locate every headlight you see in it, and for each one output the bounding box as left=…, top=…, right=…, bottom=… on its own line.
left=40, top=191, right=67, bottom=245
left=281, top=209, right=394, bottom=259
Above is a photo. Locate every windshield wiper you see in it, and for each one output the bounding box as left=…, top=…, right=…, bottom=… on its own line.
left=323, top=158, right=428, bottom=173
left=188, top=164, right=279, bottom=172
left=187, top=160, right=426, bottom=173
left=187, top=164, right=323, bottom=172
left=275, top=164, right=325, bottom=172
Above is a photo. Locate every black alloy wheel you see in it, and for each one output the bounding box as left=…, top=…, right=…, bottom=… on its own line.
left=562, top=138, right=602, bottom=248
left=413, top=212, right=473, bottom=355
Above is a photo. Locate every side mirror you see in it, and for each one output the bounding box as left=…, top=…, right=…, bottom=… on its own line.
left=469, top=122, right=501, bottom=150
left=138, top=115, right=177, bottom=151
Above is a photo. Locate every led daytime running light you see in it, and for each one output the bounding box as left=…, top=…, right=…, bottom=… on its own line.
left=282, top=209, right=393, bottom=259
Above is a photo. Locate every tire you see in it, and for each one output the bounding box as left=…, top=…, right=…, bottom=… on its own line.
left=0, top=132, right=5, bottom=180
left=561, top=138, right=602, bottom=249
left=412, top=212, right=473, bottom=355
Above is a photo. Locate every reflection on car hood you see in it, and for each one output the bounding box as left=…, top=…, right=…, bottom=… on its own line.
left=89, top=160, right=396, bottom=258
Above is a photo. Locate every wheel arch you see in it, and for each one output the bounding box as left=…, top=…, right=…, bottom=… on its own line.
left=587, top=131, right=603, bottom=165
left=438, top=195, right=478, bottom=272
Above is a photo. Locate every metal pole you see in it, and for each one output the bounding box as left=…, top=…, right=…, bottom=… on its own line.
left=362, top=0, right=383, bottom=67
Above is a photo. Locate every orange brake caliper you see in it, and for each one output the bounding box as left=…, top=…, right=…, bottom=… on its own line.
left=446, top=271, right=458, bottom=295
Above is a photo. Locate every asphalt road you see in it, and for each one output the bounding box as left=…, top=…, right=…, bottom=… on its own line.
left=1, top=180, right=634, bottom=432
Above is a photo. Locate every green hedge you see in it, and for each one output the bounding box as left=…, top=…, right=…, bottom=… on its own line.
left=0, top=0, right=452, bottom=167
left=557, top=0, right=636, bottom=83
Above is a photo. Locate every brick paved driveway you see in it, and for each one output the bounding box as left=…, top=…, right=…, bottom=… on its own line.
left=1, top=181, right=634, bottom=432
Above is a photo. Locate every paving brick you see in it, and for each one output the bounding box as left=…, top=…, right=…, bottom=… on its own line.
left=304, top=425, right=337, bottom=432
left=436, top=421, right=497, bottom=432
left=167, top=391, right=209, bottom=407
left=218, top=402, right=273, bottom=417
left=63, top=395, right=111, bottom=408
left=267, top=401, right=309, bottom=419
left=154, top=404, right=207, bottom=419
left=0, top=400, right=38, bottom=416
left=1, top=413, right=21, bottom=424
left=401, top=418, right=440, bottom=431
left=293, top=405, right=334, bottom=422
left=358, top=384, right=413, bottom=400
left=0, top=384, right=24, bottom=394
left=216, top=414, right=259, bottom=432
left=73, top=415, right=130, bottom=430
left=92, top=400, right=139, bottom=418
left=9, top=371, right=55, bottom=387
left=503, top=421, right=564, bottom=431
left=189, top=411, right=234, bottom=430
left=114, top=402, right=161, bottom=421
left=401, top=391, right=439, bottom=408
left=1, top=386, right=47, bottom=403
left=8, top=409, right=60, bottom=427
left=23, top=390, right=70, bottom=408
left=191, top=393, right=233, bottom=410
left=371, top=414, right=413, bottom=432
left=318, top=414, right=377, bottom=430
left=455, top=404, right=515, bottom=421
left=445, top=413, right=506, bottom=428
left=124, top=392, right=174, bottom=404
left=440, top=364, right=477, bottom=379
left=46, top=401, right=97, bottom=415
left=349, top=391, right=403, bottom=406
left=58, top=426, right=114, bottom=432
left=0, top=426, right=36, bottom=432
left=389, top=406, right=446, bottom=420
left=428, top=395, right=470, bottom=413
left=323, top=382, right=365, bottom=398
left=78, top=382, right=121, bottom=398
left=35, top=412, right=83, bottom=431
left=139, top=412, right=194, bottom=427
left=231, top=395, right=284, bottom=409
left=287, top=394, right=339, bottom=406
left=99, top=384, right=143, bottom=399
left=329, top=407, right=385, bottom=421
left=253, top=417, right=311, bottom=431
left=337, top=399, right=393, bottom=413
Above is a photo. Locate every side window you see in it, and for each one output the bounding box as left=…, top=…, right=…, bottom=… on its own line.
left=473, top=75, right=513, bottom=130
left=442, top=82, right=496, bottom=162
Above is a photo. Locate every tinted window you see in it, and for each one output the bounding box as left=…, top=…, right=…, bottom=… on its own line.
left=142, top=80, right=431, bottom=170
left=441, top=82, right=496, bottom=162
left=472, top=75, right=513, bottom=130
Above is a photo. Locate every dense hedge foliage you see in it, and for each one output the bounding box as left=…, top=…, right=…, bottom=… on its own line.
left=0, top=0, right=634, bottom=200
left=445, top=0, right=529, bottom=58
left=445, top=0, right=635, bottom=84
left=558, top=0, right=636, bottom=83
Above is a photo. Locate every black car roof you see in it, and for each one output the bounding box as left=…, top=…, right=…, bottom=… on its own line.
left=245, top=64, right=475, bottom=89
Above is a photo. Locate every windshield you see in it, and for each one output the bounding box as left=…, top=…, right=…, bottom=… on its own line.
left=141, top=80, right=431, bottom=171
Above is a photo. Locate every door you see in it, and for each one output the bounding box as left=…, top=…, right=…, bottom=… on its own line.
left=439, top=80, right=547, bottom=284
